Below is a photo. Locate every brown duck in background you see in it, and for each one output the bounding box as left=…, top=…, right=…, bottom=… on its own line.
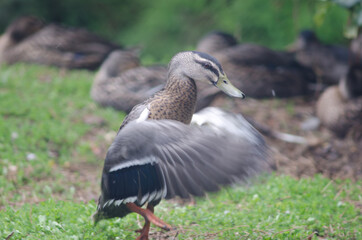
left=289, top=30, right=350, bottom=85
left=196, top=31, right=316, bottom=99
left=91, top=49, right=167, bottom=113
left=316, top=63, right=362, bottom=139
left=91, top=49, right=225, bottom=113
left=0, top=16, right=121, bottom=70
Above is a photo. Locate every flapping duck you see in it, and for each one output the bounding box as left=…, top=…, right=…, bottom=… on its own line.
left=93, top=51, right=270, bottom=239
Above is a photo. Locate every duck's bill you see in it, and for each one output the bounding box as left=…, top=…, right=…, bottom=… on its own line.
left=215, top=76, right=245, bottom=98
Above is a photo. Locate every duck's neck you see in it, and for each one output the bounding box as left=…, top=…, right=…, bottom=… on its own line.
left=166, top=73, right=196, bottom=92
left=150, top=74, right=197, bottom=124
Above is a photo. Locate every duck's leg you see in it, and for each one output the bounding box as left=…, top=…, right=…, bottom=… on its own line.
left=135, top=217, right=150, bottom=240
left=133, top=204, right=155, bottom=240
left=126, top=203, right=171, bottom=240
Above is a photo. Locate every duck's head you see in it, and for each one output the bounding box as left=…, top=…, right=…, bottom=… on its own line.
left=168, top=51, right=245, bottom=98
left=196, top=31, right=238, bottom=54
left=288, top=30, right=319, bottom=51
left=297, top=30, right=319, bottom=49
left=6, top=16, right=44, bottom=43
left=299, top=30, right=318, bottom=43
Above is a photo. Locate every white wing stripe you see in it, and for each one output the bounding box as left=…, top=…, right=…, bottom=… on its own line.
left=109, top=156, right=158, bottom=172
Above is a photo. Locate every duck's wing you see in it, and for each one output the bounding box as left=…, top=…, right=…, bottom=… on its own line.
left=100, top=117, right=270, bottom=208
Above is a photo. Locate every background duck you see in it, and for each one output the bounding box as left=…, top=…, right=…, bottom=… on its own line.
left=196, top=31, right=316, bottom=99
left=0, top=16, right=121, bottom=70
left=316, top=63, right=362, bottom=139
left=289, top=30, right=350, bottom=85
left=93, top=51, right=269, bottom=240
left=0, top=16, right=44, bottom=53
left=91, top=49, right=226, bottom=113
left=91, top=49, right=168, bottom=113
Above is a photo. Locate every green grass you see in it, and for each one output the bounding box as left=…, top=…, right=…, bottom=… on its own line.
left=0, top=64, right=125, bottom=205
left=0, top=176, right=360, bottom=239
left=0, top=64, right=360, bottom=239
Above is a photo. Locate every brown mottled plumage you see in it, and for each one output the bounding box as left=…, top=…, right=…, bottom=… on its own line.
left=317, top=64, right=362, bottom=139
left=117, top=53, right=203, bottom=130
left=139, top=74, right=197, bottom=124
left=0, top=16, right=121, bottom=69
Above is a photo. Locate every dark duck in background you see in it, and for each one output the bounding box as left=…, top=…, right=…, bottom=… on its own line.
left=196, top=31, right=316, bottom=99
left=289, top=30, right=349, bottom=85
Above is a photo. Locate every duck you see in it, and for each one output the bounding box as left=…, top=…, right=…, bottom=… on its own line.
left=91, top=49, right=225, bottom=113
left=93, top=51, right=270, bottom=240
left=289, top=30, right=350, bottom=85
left=91, top=49, right=167, bottom=113
left=196, top=31, right=316, bottom=98
left=316, top=63, right=362, bottom=139
left=0, top=16, right=121, bottom=70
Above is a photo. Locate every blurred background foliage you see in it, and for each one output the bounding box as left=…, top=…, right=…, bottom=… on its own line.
left=0, top=0, right=350, bottom=62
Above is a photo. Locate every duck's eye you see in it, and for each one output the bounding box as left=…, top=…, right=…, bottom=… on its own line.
left=195, top=60, right=219, bottom=77
left=202, top=62, right=212, bottom=69
left=223, top=80, right=228, bottom=84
